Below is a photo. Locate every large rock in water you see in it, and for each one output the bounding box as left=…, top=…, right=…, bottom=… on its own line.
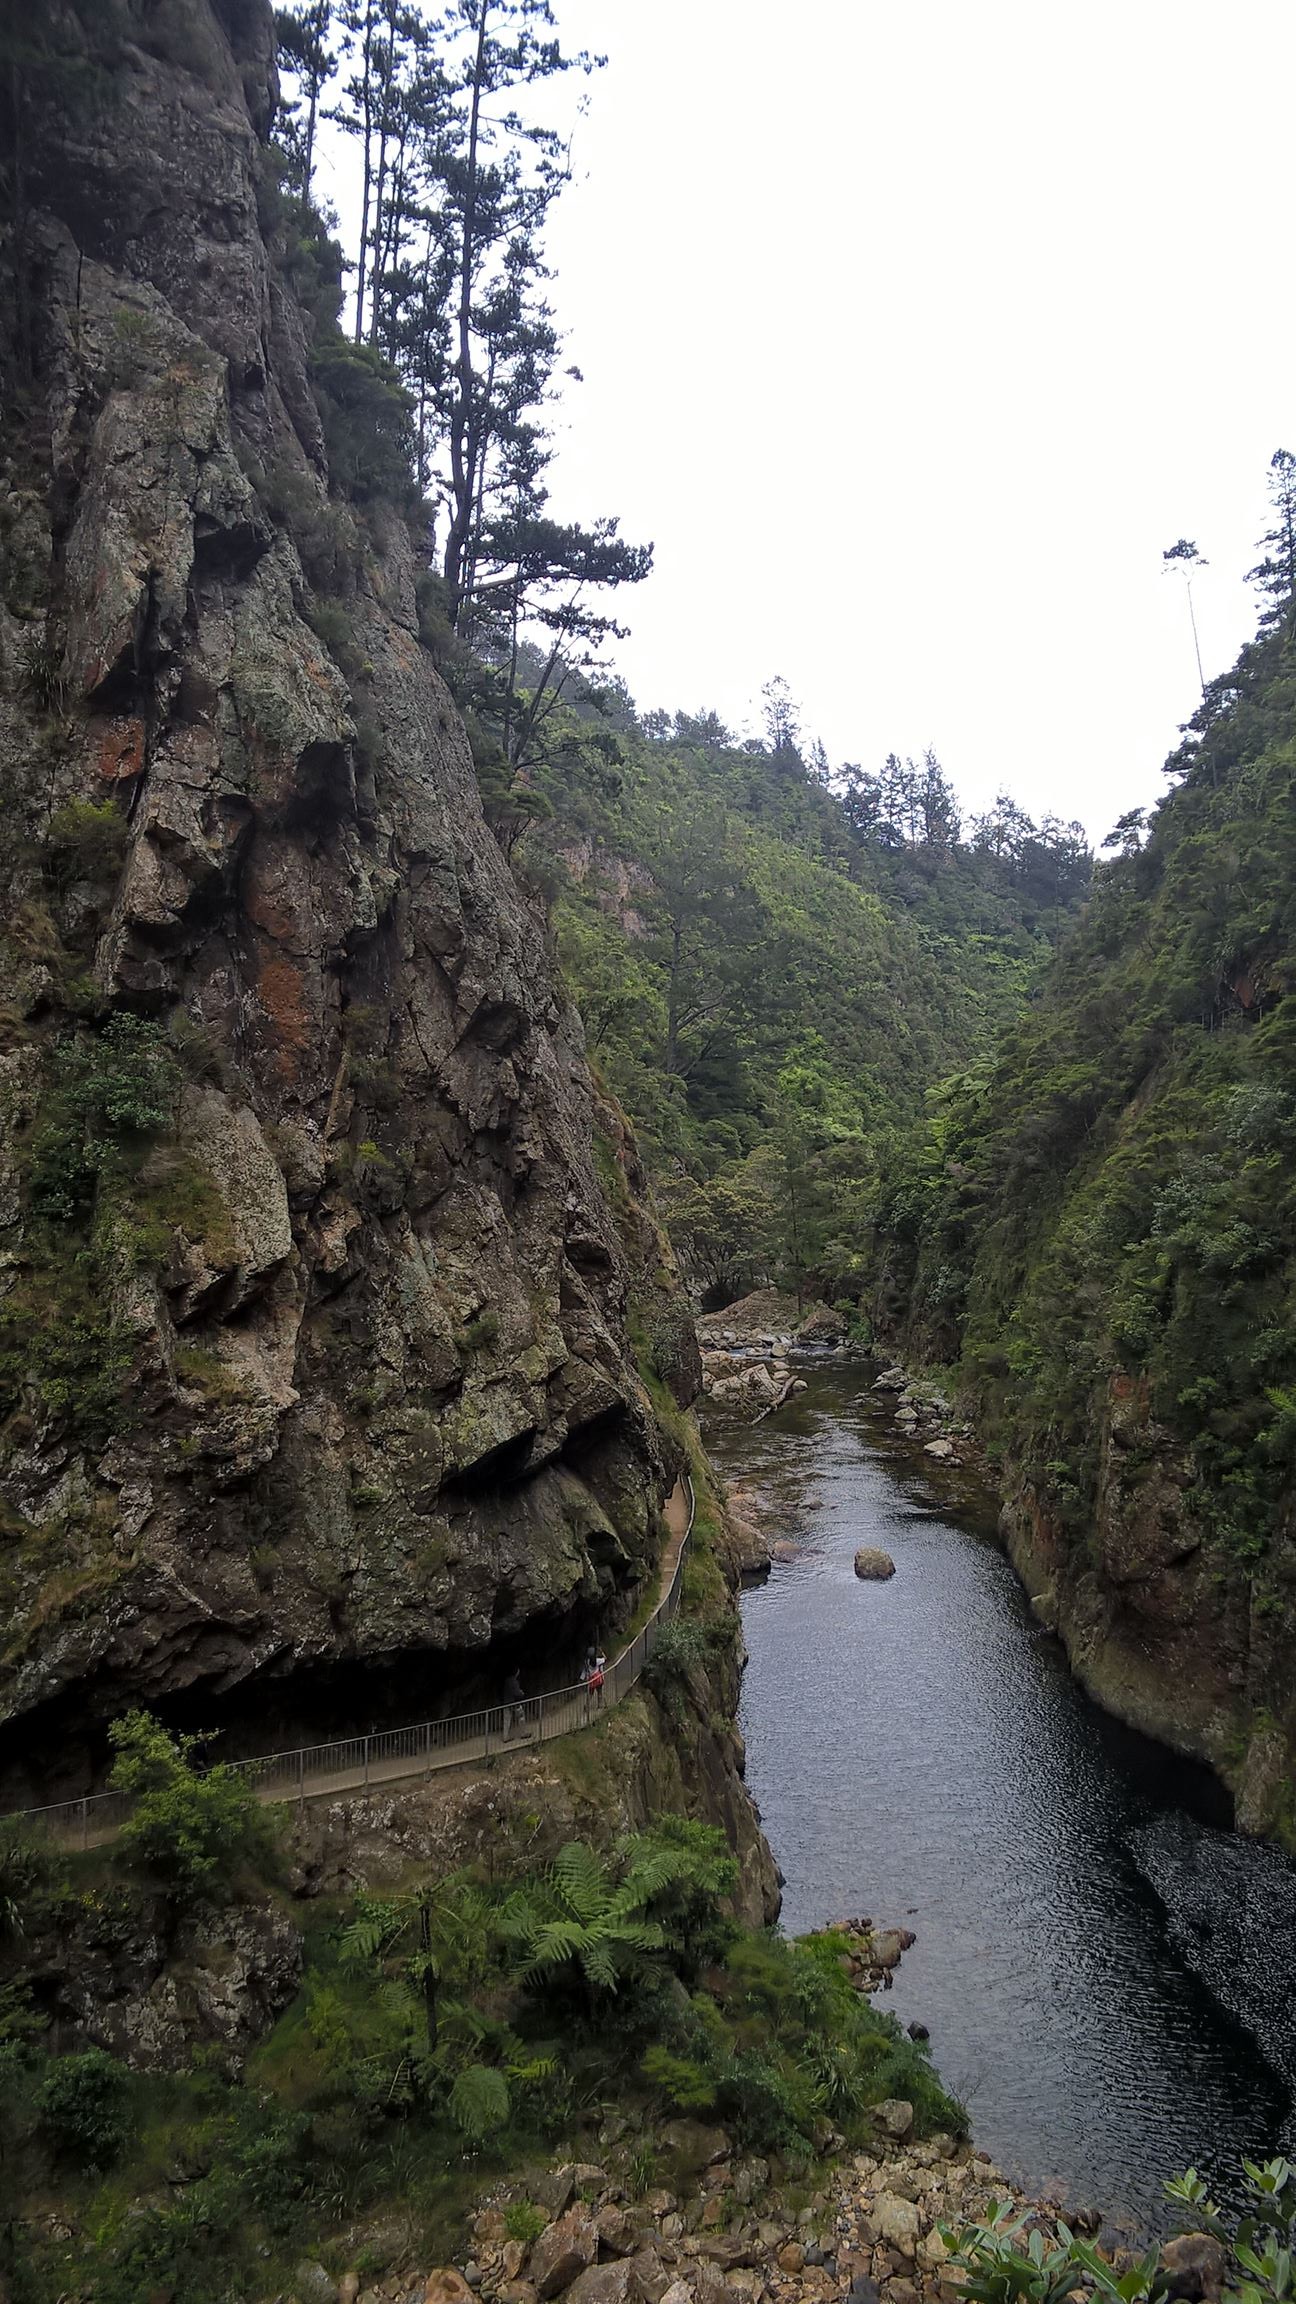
left=0, top=0, right=697, bottom=1791
left=709, top=1361, right=779, bottom=1412
left=795, top=1302, right=847, bottom=1344
left=854, top=1548, right=896, bottom=1580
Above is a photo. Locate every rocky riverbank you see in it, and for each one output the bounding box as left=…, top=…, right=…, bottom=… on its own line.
left=295, top=2108, right=1206, bottom=2304
left=697, top=1292, right=849, bottom=1422
left=697, top=1304, right=981, bottom=1582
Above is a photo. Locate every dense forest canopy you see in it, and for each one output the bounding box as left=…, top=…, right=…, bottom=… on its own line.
left=513, top=673, right=1092, bottom=1304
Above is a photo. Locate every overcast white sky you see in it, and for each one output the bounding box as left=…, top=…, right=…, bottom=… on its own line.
left=316, top=0, right=1296, bottom=845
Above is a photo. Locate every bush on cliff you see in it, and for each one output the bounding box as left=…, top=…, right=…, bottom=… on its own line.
left=108, top=1711, right=270, bottom=1898
left=639, top=1926, right=963, bottom=2154
left=3, top=1814, right=964, bottom=2298
left=37, top=2048, right=132, bottom=2169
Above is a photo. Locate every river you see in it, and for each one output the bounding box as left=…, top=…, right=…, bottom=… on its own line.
left=709, top=1357, right=1296, bottom=2237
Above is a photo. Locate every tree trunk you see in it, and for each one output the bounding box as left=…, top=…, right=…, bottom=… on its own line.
left=367, top=1, right=397, bottom=346
left=443, top=5, right=489, bottom=621
left=666, top=920, right=684, bottom=1076
left=353, top=0, right=377, bottom=344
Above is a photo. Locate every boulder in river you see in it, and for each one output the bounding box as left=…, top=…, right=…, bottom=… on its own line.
left=723, top=1481, right=772, bottom=1578
left=795, top=1303, right=847, bottom=1344
left=854, top=1547, right=896, bottom=1580
left=868, top=1926, right=916, bottom=1967
left=710, top=1362, right=779, bottom=1410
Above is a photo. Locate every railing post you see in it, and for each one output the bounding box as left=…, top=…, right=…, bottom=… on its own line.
left=363, top=1734, right=370, bottom=1793
left=80, top=1796, right=88, bottom=1853
left=298, top=1748, right=305, bottom=1805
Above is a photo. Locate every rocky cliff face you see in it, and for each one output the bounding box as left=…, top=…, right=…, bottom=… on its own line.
left=0, top=0, right=701, bottom=1800
left=998, top=1372, right=1289, bottom=1835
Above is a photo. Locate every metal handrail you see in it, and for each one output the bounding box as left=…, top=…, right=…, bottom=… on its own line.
left=8, top=1476, right=697, bottom=1850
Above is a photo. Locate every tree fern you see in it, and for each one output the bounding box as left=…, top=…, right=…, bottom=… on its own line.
left=449, top=2063, right=511, bottom=2140
left=552, top=1839, right=610, bottom=1920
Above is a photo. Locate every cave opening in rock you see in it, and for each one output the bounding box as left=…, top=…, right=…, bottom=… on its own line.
left=0, top=1575, right=636, bottom=1813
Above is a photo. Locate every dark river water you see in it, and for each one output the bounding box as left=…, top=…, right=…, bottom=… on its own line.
left=710, top=1358, right=1296, bottom=2238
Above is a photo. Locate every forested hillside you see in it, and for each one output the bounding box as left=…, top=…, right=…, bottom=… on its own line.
left=870, top=474, right=1296, bottom=1829
left=447, top=663, right=1092, bottom=1306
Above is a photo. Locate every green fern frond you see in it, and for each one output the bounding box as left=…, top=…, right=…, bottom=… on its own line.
left=552, top=1840, right=609, bottom=1920
left=450, top=2062, right=511, bottom=2140
left=580, top=1937, right=620, bottom=1990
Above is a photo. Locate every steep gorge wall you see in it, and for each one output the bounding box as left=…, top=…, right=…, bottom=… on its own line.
left=0, top=0, right=705, bottom=1803
left=871, top=662, right=1296, bottom=1843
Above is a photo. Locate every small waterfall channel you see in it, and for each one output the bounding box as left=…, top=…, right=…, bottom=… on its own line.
left=708, top=1357, right=1296, bottom=2238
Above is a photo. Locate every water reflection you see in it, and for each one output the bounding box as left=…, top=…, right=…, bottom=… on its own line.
left=713, top=1364, right=1296, bottom=2235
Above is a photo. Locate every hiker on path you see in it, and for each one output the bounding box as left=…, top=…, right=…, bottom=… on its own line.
left=503, top=1668, right=525, bottom=1738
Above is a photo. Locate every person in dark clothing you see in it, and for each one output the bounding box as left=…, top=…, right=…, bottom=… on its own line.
left=503, top=1669, right=525, bottom=1737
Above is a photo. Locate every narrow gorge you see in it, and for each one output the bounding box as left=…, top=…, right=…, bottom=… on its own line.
left=2, top=3, right=1296, bottom=2302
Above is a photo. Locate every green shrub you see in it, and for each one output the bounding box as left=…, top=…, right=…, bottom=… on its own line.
left=638, top=1925, right=965, bottom=2157
left=0, top=1818, right=54, bottom=1941
left=44, top=797, right=127, bottom=881
left=127, top=1151, right=235, bottom=1267
left=19, top=626, right=67, bottom=712
left=628, top=1813, right=738, bottom=1977
left=37, top=2048, right=132, bottom=2168
left=642, top=1616, right=710, bottom=1710
left=108, top=1711, right=269, bottom=1898
left=305, top=597, right=367, bottom=682
left=27, top=1015, right=181, bottom=1221
left=0, top=1260, right=133, bottom=1443
left=625, top=2140, right=660, bottom=2197
left=940, top=2160, right=1296, bottom=2304
left=499, top=1824, right=740, bottom=2021
left=174, top=1344, right=248, bottom=1403
left=503, top=2200, right=549, bottom=2247
left=309, top=337, right=416, bottom=505
left=640, top=2044, right=717, bottom=2113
